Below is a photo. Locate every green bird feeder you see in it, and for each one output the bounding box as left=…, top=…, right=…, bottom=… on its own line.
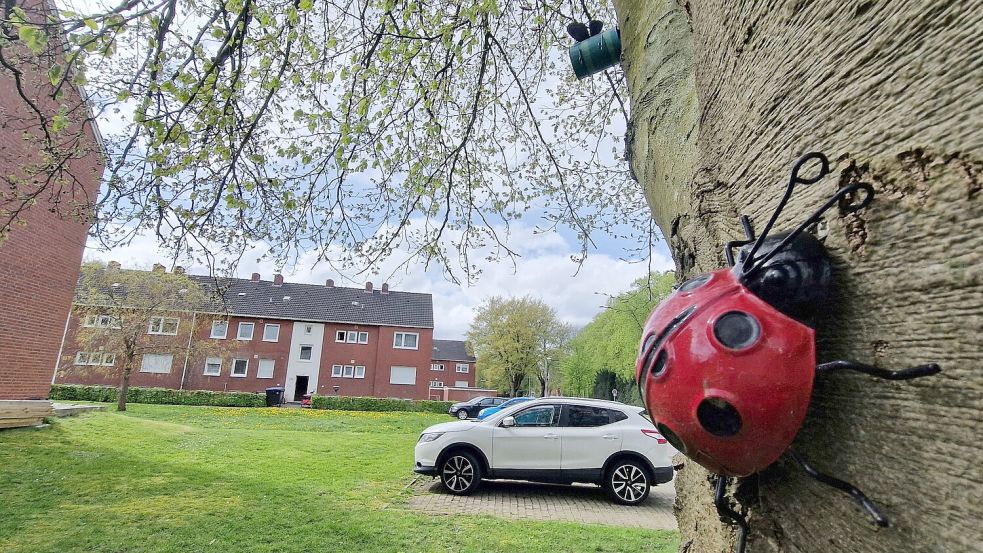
left=568, top=28, right=622, bottom=80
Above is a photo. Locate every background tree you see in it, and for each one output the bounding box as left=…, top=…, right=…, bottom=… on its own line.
left=616, top=2, right=981, bottom=551
left=0, top=0, right=640, bottom=279
left=71, top=262, right=226, bottom=411
left=558, top=272, right=674, bottom=403
left=467, top=295, right=568, bottom=396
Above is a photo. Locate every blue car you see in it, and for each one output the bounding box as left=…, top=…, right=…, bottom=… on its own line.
left=477, top=396, right=533, bottom=420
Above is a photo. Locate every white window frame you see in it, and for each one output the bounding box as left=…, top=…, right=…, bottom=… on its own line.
left=263, top=323, right=280, bottom=342
left=430, top=380, right=444, bottom=388
left=331, top=364, right=343, bottom=377
left=204, top=357, right=222, bottom=376
left=343, top=365, right=355, bottom=378
left=336, top=330, right=346, bottom=342
left=357, top=332, right=368, bottom=344
left=390, top=365, right=417, bottom=385
left=257, top=359, right=275, bottom=379
left=210, top=320, right=229, bottom=339
left=82, top=315, right=97, bottom=328
left=299, top=345, right=313, bottom=361
left=354, top=365, right=365, bottom=379
left=456, top=363, right=470, bottom=373
left=237, top=322, right=255, bottom=340
left=101, top=353, right=116, bottom=366
left=140, top=353, right=173, bottom=374
left=148, top=316, right=180, bottom=335
left=454, top=380, right=469, bottom=388
left=74, top=351, right=90, bottom=365
left=393, top=332, right=419, bottom=350
left=431, top=363, right=444, bottom=371
left=83, top=315, right=119, bottom=328
left=346, top=330, right=358, bottom=343
left=231, top=358, right=248, bottom=377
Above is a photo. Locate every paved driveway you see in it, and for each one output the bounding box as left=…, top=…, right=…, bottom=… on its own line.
left=405, top=476, right=677, bottom=530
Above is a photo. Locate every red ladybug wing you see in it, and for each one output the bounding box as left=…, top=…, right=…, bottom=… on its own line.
left=638, top=268, right=815, bottom=477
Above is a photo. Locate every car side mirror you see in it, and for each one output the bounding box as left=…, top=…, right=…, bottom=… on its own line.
left=501, top=416, right=516, bottom=428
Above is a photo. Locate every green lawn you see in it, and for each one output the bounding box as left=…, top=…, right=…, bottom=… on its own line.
left=0, top=405, right=679, bottom=552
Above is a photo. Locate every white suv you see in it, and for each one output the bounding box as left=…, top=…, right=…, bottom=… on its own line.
left=414, top=397, right=675, bottom=505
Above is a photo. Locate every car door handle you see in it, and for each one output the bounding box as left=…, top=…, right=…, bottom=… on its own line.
left=543, top=433, right=559, bottom=439
left=602, top=434, right=619, bottom=440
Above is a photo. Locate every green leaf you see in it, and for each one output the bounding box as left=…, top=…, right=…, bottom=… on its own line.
left=47, top=64, right=63, bottom=86
left=299, top=0, right=313, bottom=11
left=84, top=18, right=98, bottom=31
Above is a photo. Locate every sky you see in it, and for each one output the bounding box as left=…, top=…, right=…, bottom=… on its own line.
left=83, top=223, right=675, bottom=341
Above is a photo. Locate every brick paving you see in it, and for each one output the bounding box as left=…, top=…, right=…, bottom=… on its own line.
left=405, top=476, right=677, bottom=530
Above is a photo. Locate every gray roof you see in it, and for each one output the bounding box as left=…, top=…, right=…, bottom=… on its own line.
left=75, top=268, right=433, bottom=328
left=191, top=276, right=434, bottom=328
left=432, top=340, right=475, bottom=362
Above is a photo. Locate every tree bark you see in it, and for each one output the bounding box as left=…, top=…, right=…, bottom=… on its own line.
left=614, top=1, right=982, bottom=551
left=117, top=364, right=131, bottom=412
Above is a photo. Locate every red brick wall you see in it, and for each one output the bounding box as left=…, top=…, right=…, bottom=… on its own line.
left=0, top=3, right=104, bottom=400
left=316, top=323, right=382, bottom=397
left=185, top=316, right=293, bottom=393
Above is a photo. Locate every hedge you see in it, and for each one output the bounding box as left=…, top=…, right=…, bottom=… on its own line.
left=310, top=395, right=453, bottom=413
left=50, top=384, right=266, bottom=407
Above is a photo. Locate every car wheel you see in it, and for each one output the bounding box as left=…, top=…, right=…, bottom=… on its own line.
left=439, top=451, right=482, bottom=495
left=456, top=409, right=469, bottom=420
left=605, top=459, right=650, bottom=505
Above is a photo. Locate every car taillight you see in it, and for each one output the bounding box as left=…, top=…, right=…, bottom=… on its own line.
left=641, top=429, right=668, bottom=444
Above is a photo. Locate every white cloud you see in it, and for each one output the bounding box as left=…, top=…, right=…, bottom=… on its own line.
left=84, top=221, right=675, bottom=340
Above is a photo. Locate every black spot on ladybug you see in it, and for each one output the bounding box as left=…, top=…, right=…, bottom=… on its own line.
left=697, top=397, right=742, bottom=437
left=678, top=273, right=710, bottom=292
left=713, top=311, right=761, bottom=350
left=657, top=423, right=687, bottom=454
left=651, top=350, right=668, bottom=377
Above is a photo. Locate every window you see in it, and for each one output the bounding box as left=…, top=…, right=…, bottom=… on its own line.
left=263, top=324, right=280, bottom=342
left=257, top=359, right=275, bottom=379
left=512, top=405, right=558, bottom=427
left=343, top=365, right=354, bottom=377
left=393, top=332, right=419, bottom=349
left=390, top=366, right=417, bottom=385
left=210, top=321, right=228, bottom=339
left=358, top=332, right=368, bottom=344
left=354, top=366, right=365, bottom=379
left=82, top=315, right=97, bottom=327
left=74, top=352, right=114, bottom=366
left=231, top=359, right=248, bottom=377
left=564, top=405, right=621, bottom=427
left=337, top=330, right=369, bottom=344
left=148, top=317, right=180, bottom=335
left=140, top=354, right=173, bottom=374
left=456, top=363, right=470, bottom=373
left=331, top=365, right=343, bottom=377
left=455, top=380, right=468, bottom=388
left=83, top=315, right=119, bottom=328
left=346, top=331, right=358, bottom=343
left=299, top=345, right=313, bottom=360
left=430, top=380, right=444, bottom=388
left=237, top=322, right=254, bottom=340
left=204, top=357, right=222, bottom=376
left=336, top=330, right=347, bottom=342
left=431, top=363, right=444, bottom=371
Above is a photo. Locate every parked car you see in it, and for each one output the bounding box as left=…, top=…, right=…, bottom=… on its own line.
left=417, top=397, right=675, bottom=505
left=477, top=396, right=533, bottom=420
left=447, top=396, right=508, bottom=420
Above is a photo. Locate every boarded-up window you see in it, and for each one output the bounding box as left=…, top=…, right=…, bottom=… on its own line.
left=390, top=366, right=416, bottom=385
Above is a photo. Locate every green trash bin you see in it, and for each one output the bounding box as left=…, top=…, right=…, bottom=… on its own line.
left=568, top=28, right=622, bottom=80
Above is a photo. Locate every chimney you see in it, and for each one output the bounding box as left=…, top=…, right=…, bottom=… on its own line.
left=152, top=263, right=166, bottom=273
left=107, top=261, right=121, bottom=270
left=325, top=279, right=334, bottom=288
left=250, top=272, right=261, bottom=282
left=273, top=274, right=284, bottom=287
left=381, top=283, right=389, bottom=294
left=174, top=266, right=185, bottom=275
left=365, top=281, right=373, bottom=293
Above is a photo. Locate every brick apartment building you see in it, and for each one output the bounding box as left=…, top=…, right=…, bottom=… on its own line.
left=428, top=340, right=477, bottom=400
left=0, top=0, right=105, bottom=411
left=56, top=268, right=476, bottom=401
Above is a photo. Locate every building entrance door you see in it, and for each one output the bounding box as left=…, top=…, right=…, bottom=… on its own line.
left=294, top=375, right=309, bottom=402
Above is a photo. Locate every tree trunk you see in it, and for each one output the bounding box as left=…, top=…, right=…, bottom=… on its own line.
left=117, top=364, right=132, bottom=412
left=538, top=375, right=547, bottom=397
left=614, top=1, right=982, bottom=552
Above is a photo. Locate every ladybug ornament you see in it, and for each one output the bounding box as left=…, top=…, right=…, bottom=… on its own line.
left=635, top=152, right=941, bottom=552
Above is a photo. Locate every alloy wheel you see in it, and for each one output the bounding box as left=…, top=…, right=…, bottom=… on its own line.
left=457, top=410, right=469, bottom=420
left=442, top=455, right=474, bottom=493
left=611, top=464, right=648, bottom=503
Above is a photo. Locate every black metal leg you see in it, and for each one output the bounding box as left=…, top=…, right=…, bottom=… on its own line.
left=788, top=449, right=889, bottom=527
left=714, top=476, right=749, bottom=553
left=817, top=360, right=941, bottom=380
left=724, top=215, right=756, bottom=267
